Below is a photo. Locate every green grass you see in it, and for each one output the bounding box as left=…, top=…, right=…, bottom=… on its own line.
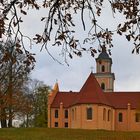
left=0, top=128, right=140, bottom=140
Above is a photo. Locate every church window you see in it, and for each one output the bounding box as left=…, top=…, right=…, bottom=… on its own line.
left=87, top=107, right=92, bottom=120
left=118, top=113, right=123, bottom=122
left=55, top=110, right=58, bottom=118
left=103, top=108, right=106, bottom=121
left=65, top=122, right=68, bottom=128
left=65, top=110, right=68, bottom=118
left=108, top=110, right=111, bottom=121
left=54, top=122, right=58, bottom=127
left=101, top=83, right=105, bottom=90
left=135, top=113, right=140, bottom=122
left=102, top=65, right=105, bottom=72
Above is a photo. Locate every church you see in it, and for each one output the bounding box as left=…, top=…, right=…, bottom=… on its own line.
left=48, top=47, right=140, bottom=131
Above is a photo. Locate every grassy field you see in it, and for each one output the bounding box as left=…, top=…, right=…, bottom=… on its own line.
left=0, top=128, right=140, bottom=140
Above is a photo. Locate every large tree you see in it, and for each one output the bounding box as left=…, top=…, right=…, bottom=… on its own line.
left=0, top=40, right=33, bottom=128
left=19, top=79, right=51, bottom=127
left=0, top=0, right=140, bottom=62
left=32, top=84, right=51, bottom=127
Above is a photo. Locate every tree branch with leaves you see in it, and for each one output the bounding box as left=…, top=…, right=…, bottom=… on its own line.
left=0, top=0, right=140, bottom=63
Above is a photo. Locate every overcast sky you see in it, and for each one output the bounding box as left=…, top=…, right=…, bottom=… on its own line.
left=20, top=1, right=140, bottom=92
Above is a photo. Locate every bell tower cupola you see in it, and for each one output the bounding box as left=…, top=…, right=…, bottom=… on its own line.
left=94, top=47, right=115, bottom=92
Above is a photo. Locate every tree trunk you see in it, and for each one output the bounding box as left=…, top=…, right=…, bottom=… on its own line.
left=8, top=108, right=13, bottom=128
left=8, top=86, right=13, bottom=128
left=1, top=108, right=7, bottom=128
left=8, top=62, right=13, bottom=128
left=1, top=119, right=7, bottom=128
left=26, top=114, right=29, bottom=128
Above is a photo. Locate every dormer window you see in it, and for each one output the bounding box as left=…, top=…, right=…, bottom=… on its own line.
left=102, top=65, right=105, bottom=72
left=101, top=83, right=105, bottom=90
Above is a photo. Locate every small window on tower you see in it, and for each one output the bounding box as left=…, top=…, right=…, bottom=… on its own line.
left=101, top=83, right=105, bottom=90
left=102, top=65, right=105, bottom=72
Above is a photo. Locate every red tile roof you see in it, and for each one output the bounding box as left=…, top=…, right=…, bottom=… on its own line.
left=51, top=91, right=79, bottom=108
left=105, top=92, right=140, bottom=109
left=74, top=73, right=111, bottom=106
left=51, top=73, right=140, bottom=109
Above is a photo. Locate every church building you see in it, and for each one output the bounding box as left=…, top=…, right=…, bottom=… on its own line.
left=48, top=47, right=140, bottom=131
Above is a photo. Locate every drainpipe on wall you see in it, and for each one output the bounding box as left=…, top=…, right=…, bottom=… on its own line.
left=60, top=102, right=63, bottom=128
left=80, top=105, right=82, bottom=129
left=127, top=103, right=131, bottom=131
left=68, top=108, right=71, bottom=128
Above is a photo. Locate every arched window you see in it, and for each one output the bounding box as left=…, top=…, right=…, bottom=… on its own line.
left=87, top=107, right=92, bottom=120
left=118, top=113, right=123, bottom=122
left=55, top=110, right=58, bottom=118
left=102, top=65, right=105, bottom=72
left=103, top=108, right=106, bottom=121
left=101, top=83, right=105, bottom=90
left=108, top=110, right=111, bottom=121
left=65, top=110, right=68, bottom=118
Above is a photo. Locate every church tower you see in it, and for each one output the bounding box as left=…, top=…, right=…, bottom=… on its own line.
left=94, top=47, right=115, bottom=92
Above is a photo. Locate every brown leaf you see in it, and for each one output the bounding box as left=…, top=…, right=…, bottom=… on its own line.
left=91, top=51, right=94, bottom=57
left=77, top=51, right=82, bottom=56
left=69, top=53, right=73, bottom=59
left=117, top=30, right=122, bottom=35
left=91, top=49, right=97, bottom=53
left=41, top=17, right=45, bottom=21
left=126, top=35, right=131, bottom=41
left=136, top=48, right=139, bottom=54
left=54, top=19, right=57, bottom=25
left=132, top=49, right=135, bottom=54
left=21, top=10, right=27, bottom=15
left=82, top=48, right=86, bottom=51
left=117, top=24, right=121, bottom=28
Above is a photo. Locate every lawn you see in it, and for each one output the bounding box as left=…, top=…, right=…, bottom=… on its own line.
left=0, top=128, right=140, bottom=140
